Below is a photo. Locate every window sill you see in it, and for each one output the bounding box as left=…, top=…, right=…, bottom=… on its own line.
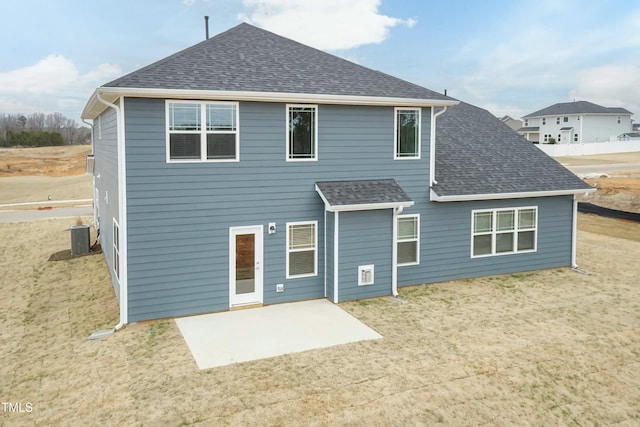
left=286, top=272, right=318, bottom=280
left=398, top=261, right=419, bottom=267
left=471, top=249, right=537, bottom=259
left=167, top=158, right=240, bottom=164
left=286, top=158, right=318, bottom=162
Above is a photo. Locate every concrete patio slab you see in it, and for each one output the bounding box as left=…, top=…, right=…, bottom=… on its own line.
left=175, top=299, right=382, bottom=369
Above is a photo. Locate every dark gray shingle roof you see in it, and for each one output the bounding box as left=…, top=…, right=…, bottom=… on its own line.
left=517, top=126, right=540, bottom=132
left=523, top=100, right=632, bottom=118
left=433, top=102, right=592, bottom=197
left=104, top=23, right=450, bottom=101
left=315, top=179, right=412, bottom=207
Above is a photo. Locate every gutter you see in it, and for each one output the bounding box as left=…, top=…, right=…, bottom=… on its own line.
left=83, top=87, right=459, bottom=120
left=96, top=92, right=128, bottom=332
left=430, top=187, right=595, bottom=202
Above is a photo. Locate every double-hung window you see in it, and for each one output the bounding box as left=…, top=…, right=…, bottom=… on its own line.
left=472, top=207, right=537, bottom=257
left=287, top=105, right=317, bottom=161
left=286, top=221, right=317, bottom=278
left=394, top=108, right=421, bottom=159
left=397, top=214, right=419, bottom=265
left=167, top=101, right=239, bottom=162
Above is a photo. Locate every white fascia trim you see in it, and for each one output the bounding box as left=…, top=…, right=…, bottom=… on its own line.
left=327, top=201, right=415, bottom=212
left=83, top=87, right=459, bottom=119
left=430, top=187, right=595, bottom=202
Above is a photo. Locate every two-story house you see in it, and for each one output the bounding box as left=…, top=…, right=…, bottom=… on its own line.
left=82, top=23, right=592, bottom=326
left=518, top=101, right=633, bottom=144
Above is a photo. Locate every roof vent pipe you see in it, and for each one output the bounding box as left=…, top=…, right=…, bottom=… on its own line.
left=444, top=89, right=447, bottom=96
left=205, top=16, right=209, bottom=39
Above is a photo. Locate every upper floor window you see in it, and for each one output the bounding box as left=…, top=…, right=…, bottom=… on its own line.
left=524, top=119, right=528, bottom=126
left=563, top=117, right=569, bottom=123
left=617, top=116, right=621, bottom=124
left=556, top=117, right=560, bottom=124
left=395, top=108, right=421, bottom=159
left=542, top=117, right=546, bottom=125
left=287, top=105, right=317, bottom=161
left=167, top=101, right=239, bottom=162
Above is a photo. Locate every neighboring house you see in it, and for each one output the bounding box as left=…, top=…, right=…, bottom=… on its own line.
left=518, top=101, right=632, bottom=144
left=82, top=23, right=592, bottom=325
left=499, top=115, right=522, bottom=131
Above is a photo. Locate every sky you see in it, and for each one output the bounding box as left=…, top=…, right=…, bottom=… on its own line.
left=1, top=0, right=639, bottom=124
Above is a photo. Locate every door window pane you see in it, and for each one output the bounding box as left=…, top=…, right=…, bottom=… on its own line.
left=235, top=234, right=255, bottom=294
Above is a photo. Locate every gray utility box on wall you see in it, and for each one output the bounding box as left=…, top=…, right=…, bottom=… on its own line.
left=70, top=225, right=90, bottom=255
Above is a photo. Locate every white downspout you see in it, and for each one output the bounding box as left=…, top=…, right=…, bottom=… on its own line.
left=430, top=106, right=448, bottom=187
left=333, top=211, right=339, bottom=303
left=82, top=118, right=96, bottom=226
left=391, top=206, right=403, bottom=297
left=96, top=92, right=128, bottom=331
left=571, top=195, right=578, bottom=268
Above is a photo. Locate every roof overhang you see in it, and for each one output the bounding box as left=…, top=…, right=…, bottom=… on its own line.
left=315, top=181, right=415, bottom=212
left=430, top=187, right=596, bottom=202
left=82, top=87, right=459, bottom=120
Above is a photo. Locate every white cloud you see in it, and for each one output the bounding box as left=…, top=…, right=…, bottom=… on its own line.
left=570, top=65, right=640, bottom=117
left=239, top=0, right=416, bottom=50
left=0, top=55, right=121, bottom=119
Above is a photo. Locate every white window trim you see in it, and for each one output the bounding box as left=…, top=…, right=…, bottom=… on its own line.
left=165, top=100, right=240, bottom=164
left=286, top=104, right=318, bottom=162
left=470, top=206, right=538, bottom=258
left=286, top=220, right=318, bottom=279
left=113, top=218, right=121, bottom=281
left=394, top=107, right=422, bottom=160
left=397, top=213, right=420, bottom=266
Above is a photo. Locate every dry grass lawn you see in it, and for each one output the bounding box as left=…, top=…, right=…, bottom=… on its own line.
left=0, top=214, right=639, bottom=425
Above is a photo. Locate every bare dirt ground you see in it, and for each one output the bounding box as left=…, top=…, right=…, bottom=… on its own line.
left=556, top=151, right=640, bottom=213
left=0, top=146, right=92, bottom=208
left=0, top=214, right=638, bottom=425
left=0, top=145, right=91, bottom=177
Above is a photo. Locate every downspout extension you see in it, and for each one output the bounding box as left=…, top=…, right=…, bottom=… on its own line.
left=96, top=92, right=127, bottom=332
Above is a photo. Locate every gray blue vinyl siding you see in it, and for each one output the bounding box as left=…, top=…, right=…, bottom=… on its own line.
left=398, top=196, right=574, bottom=287
left=120, top=96, right=576, bottom=322
left=336, top=210, right=393, bottom=302
left=123, top=98, right=426, bottom=321
left=93, top=106, right=120, bottom=299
